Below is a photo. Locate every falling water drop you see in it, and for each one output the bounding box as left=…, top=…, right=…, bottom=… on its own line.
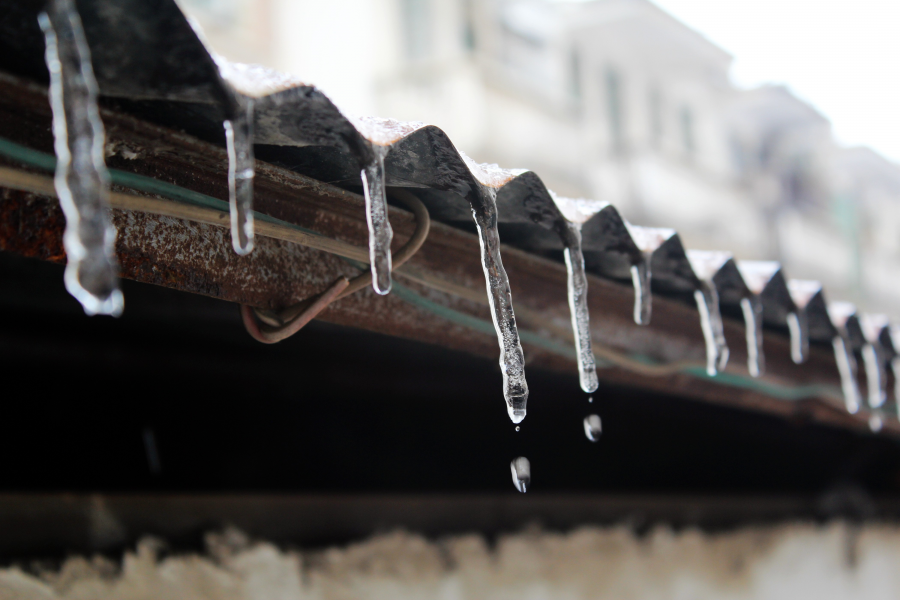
left=833, top=335, right=861, bottom=414
left=869, top=413, right=884, bottom=433
left=562, top=223, right=598, bottom=393
left=694, top=282, right=729, bottom=376
left=471, top=187, right=528, bottom=423
left=583, top=414, right=602, bottom=442
left=39, top=0, right=123, bottom=316
left=740, top=297, right=765, bottom=378
left=223, top=97, right=256, bottom=255
left=515, top=426, right=520, bottom=432
left=786, top=311, right=809, bottom=364
left=862, top=344, right=887, bottom=409
left=588, top=395, right=593, bottom=403
left=360, top=148, right=393, bottom=295
left=630, top=255, right=652, bottom=325
left=510, top=457, right=530, bottom=493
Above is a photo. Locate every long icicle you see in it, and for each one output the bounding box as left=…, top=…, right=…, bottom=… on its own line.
left=833, top=334, right=861, bottom=414
left=740, top=296, right=765, bottom=377
left=862, top=343, right=887, bottom=409
left=224, top=97, right=256, bottom=255
left=471, top=187, right=528, bottom=423
left=630, top=253, right=652, bottom=325
left=694, top=281, right=729, bottom=376
left=360, top=147, right=393, bottom=295
left=786, top=311, right=809, bottom=364
left=39, top=0, right=122, bottom=316
left=561, top=222, right=598, bottom=393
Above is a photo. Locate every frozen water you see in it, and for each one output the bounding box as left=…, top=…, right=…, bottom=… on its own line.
left=630, top=256, right=652, bottom=326
left=40, top=0, right=123, bottom=316
left=740, top=297, right=765, bottom=378
left=833, top=335, right=861, bottom=414
left=360, top=147, right=393, bottom=294
left=562, top=222, right=598, bottom=393
left=583, top=414, right=602, bottom=442
left=510, top=456, right=531, bottom=493
left=471, top=188, right=528, bottom=423
left=217, top=60, right=307, bottom=98
left=223, top=98, right=255, bottom=255
left=694, top=282, right=729, bottom=376
left=862, top=344, right=887, bottom=409
left=786, top=312, right=809, bottom=364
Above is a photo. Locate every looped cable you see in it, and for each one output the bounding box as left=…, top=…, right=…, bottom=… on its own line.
left=241, top=189, right=431, bottom=343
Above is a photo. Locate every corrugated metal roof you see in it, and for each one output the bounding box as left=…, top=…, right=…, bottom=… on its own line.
left=0, top=0, right=896, bottom=422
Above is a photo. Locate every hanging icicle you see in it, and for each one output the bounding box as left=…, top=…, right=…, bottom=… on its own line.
left=39, top=0, right=123, bottom=316
left=740, top=296, right=765, bottom=378
left=223, top=97, right=256, bottom=255
left=560, top=221, right=599, bottom=393
left=694, top=281, right=729, bottom=376
left=360, top=146, right=393, bottom=295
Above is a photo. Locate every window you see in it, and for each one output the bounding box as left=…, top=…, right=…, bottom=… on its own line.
left=605, top=67, right=623, bottom=153
left=649, top=87, right=663, bottom=146
left=680, top=105, right=695, bottom=155
left=402, top=0, right=432, bottom=61
left=570, top=48, right=581, bottom=100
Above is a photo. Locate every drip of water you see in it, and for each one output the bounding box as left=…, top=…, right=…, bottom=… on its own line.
left=39, top=0, right=123, bottom=316
left=515, top=426, right=520, bottom=432
left=223, top=98, right=255, bottom=255
left=869, top=414, right=884, bottom=433
left=471, top=188, right=528, bottom=423
left=588, top=396, right=594, bottom=403
left=740, top=296, right=765, bottom=378
left=583, top=414, right=602, bottom=442
left=630, top=254, right=652, bottom=325
left=862, top=344, right=887, bottom=409
left=562, top=223, right=598, bottom=393
left=510, top=456, right=531, bottom=493
left=694, top=282, right=729, bottom=376
left=360, top=147, right=393, bottom=295
left=833, top=335, right=861, bottom=414
left=786, top=311, right=809, bottom=364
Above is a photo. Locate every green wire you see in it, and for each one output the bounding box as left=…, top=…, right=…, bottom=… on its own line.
left=0, top=135, right=842, bottom=403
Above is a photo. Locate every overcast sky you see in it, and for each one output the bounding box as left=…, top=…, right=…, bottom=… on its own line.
left=648, top=0, right=900, bottom=163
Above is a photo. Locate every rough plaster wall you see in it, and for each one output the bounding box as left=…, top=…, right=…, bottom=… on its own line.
left=2, top=523, right=900, bottom=599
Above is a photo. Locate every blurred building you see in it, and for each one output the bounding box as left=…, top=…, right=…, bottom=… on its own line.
left=180, top=0, right=900, bottom=317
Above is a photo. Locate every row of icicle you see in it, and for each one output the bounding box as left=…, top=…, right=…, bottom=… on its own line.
left=38, top=0, right=897, bottom=433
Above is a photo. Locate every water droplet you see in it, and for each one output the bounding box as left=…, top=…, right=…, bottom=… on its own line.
left=471, top=187, right=528, bottom=423
left=694, top=282, right=729, bottom=376
left=869, top=413, right=883, bottom=433
left=360, top=148, right=393, bottom=295
left=740, top=296, right=765, bottom=378
left=510, top=456, right=530, bottom=493
left=833, top=335, right=861, bottom=414
left=515, top=425, right=520, bottom=432
left=223, top=97, right=256, bottom=255
left=584, top=414, right=602, bottom=442
left=630, top=255, right=652, bottom=325
left=562, top=224, right=598, bottom=393
left=588, top=396, right=593, bottom=403
left=39, top=0, right=123, bottom=316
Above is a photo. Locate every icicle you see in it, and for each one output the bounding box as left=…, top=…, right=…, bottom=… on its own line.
left=740, top=296, right=765, bottom=378
left=694, top=282, right=729, bottom=376
left=223, top=97, right=255, bottom=255
left=630, top=253, right=652, bottom=325
left=786, top=311, right=809, bottom=364
left=833, top=335, right=861, bottom=414
left=471, top=188, right=528, bottom=423
left=894, top=357, right=900, bottom=413
left=510, top=457, right=530, bottom=493
left=583, top=414, right=602, bottom=442
left=39, top=0, right=122, bottom=316
left=862, top=344, right=887, bottom=409
left=360, top=147, right=393, bottom=295
left=562, top=222, right=598, bottom=393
